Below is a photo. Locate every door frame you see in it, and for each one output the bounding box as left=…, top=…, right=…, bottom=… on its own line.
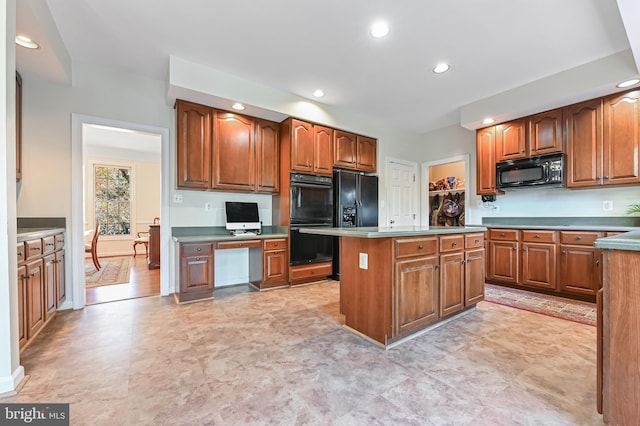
left=385, top=157, right=419, bottom=227
left=421, top=154, right=470, bottom=226
left=71, top=114, right=170, bottom=309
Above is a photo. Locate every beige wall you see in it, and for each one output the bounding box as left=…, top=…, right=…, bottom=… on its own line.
left=84, top=157, right=160, bottom=257
left=429, top=161, right=465, bottom=187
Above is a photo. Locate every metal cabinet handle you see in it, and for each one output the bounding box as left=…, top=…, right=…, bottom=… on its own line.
left=500, top=232, right=505, bottom=236
left=562, top=250, right=567, bottom=255
left=596, top=259, right=600, bottom=267
left=46, top=243, right=54, bottom=246
left=418, top=244, right=424, bottom=250
left=195, top=257, right=201, bottom=261
left=522, top=248, right=527, bottom=252
left=197, top=247, right=202, bottom=251
left=17, top=252, right=22, bottom=257
left=274, top=242, right=278, bottom=247
left=577, top=236, right=582, bottom=240
left=604, top=176, right=609, bottom=179
left=33, top=247, right=41, bottom=251
left=512, top=247, right=517, bottom=251
left=29, top=272, right=35, bottom=277
left=435, top=265, right=439, bottom=269
left=452, top=242, right=457, bottom=247
left=474, top=239, right=480, bottom=243
left=535, top=234, right=540, bottom=238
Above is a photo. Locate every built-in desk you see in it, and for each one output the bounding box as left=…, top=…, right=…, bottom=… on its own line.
left=172, top=226, right=288, bottom=303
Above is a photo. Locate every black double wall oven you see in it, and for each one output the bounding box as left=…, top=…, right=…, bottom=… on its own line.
left=289, top=173, right=334, bottom=266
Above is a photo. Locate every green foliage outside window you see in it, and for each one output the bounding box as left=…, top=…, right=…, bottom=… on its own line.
left=95, top=166, right=131, bottom=235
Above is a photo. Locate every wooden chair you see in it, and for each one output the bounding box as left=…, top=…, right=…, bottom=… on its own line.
left=84, top=223, right=101, bottom=270
left=133, top=217, right=159, bottom=257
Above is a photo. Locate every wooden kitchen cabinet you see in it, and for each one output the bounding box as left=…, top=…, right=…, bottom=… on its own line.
left=178, top=243, right=215, bottom=303
left=17, top=262, right=26, bottom=350
left=261, top=239, right=288, bottom=289
left=289, top=119, right=315, bottom=173
left=333, top=130, right=377, bottom=172
left=439, top=234, right=485, bottom=316
left=602, top=89, right=640, bottom=186
left=176, top=100, right=213, bottom=189
left=440, top=251, right=465, bottom=317
left=256, top=119, right=280, bottom=193
left=527, top=109, right=563, bottom=156
left=496, top=119, right=527, bottom=162
left=559, top=231, right=602, bottom=297
left=148, top=224, right=160, bottom=270
left=213, top=111, right=255, bottom=191
left=25, top=258, right=45, bottom=340
left=313, top=125, right=333, bottom=176
left=565, top=98, right=603, bottom=188
left=487, top=229, right=520, bottom=284
left=476, top=126, right=501, bottom=195
left=43, top=253, right=57, bottom=321
left=55, top=249, right=66, bottom=305
left=520, top=230, right=557, bottom=290
left=393, top=236, right=440, bottom=336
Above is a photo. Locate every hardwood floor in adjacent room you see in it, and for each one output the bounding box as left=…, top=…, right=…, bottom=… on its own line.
left=85, top=255, right=160, bottom=305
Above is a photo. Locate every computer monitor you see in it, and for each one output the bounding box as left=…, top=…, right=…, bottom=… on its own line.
left=225, top=202, right=261, bottom=231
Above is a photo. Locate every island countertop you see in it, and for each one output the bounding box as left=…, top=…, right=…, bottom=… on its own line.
left=298, top=225, right=487, bottom=238
left=594, top=230, right=640, bottom=252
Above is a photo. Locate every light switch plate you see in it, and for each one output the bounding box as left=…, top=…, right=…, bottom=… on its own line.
left=602, top=200, right=613, bottom=211
left=359, top=253, right=368, bottom=269
left=205, top=202, right=213, bottom=212
left=173, top=194, right=183, bottom=203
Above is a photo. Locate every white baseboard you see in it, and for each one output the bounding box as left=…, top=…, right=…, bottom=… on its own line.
left=0, top=365, right=25, bottom=395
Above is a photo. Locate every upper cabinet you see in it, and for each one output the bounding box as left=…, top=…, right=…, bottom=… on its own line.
left=283, top=118, right=335, bottom=176
left=16, top=71, right=22, bottom=182
left=175, top=99, right=280, bottom=193
left=602, top=89, right=640, bottom=186
left=565, top=99, right=603, bottom=188
left=495, top=119, right=526, bottom=162
left=313, top=125, right=333, bottom=176
left=527, top=109, right=563, bottom=156
left=333, top=130, right=377, bottom=173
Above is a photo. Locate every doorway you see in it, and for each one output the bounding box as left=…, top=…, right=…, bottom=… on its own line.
left=71, top=114, right=170, bottom=309
left=385, top=158, right=419, bottom=227
left=421, top=154, right=470, bottom=227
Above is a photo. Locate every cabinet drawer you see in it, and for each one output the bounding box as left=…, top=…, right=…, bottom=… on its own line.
left=560, top=231, right=601, bottom=246
left=54, top=233, right=65, bottom=250
left=290, top=263, right=332, bottom=280
left=25, top=239, right=43, bottom=260
left=43, top=236, right=56, bottom=255
left=264, top=238, right=287, bottom=251
left=17, top=242, right=25, bottom=264
left=440, top=235, right=464, bottom=252
left=521, top=230, right=557, bottom=243
left=605, top=231, right=624, bottom=237
left=217, top=240, right=261, bottom=250
left=465, top=233, right=484, bottom=249
left=488, top=229, right=520, bottom=241
left=394, top=237, right=437, bottom=258
left=181, top=243, right=214, bottom=256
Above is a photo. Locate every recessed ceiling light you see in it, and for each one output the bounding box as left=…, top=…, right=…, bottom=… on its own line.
left=433, top=63, right=450, bottom=74
left=370, top=21, right=389, bottom=38
left=313, top=89, right=325, bottom=98
left=617, top=78, right=640, bottom=88
left=482, top=118, right=495, bottom=125
left=15, top=35, right=38, bottom=49
left=231, top=103, right=245, bottom=111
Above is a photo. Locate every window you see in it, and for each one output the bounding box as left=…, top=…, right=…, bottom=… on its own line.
left=94, top=165, right=131, bottom=235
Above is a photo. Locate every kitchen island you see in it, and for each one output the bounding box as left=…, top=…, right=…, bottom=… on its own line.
left=300, top=226, right=487, bottom=347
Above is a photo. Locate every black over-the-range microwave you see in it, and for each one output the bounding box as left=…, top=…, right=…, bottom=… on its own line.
left=496, top=153, right=564, bottom=189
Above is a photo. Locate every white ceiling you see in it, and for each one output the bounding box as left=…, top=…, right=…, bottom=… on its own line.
left=16, top=0, right=640, bottom=134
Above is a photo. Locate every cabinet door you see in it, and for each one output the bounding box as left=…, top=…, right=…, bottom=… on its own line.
left=263, top=250, right=288, bottom=285
left=356, top=136, right=377, bottom=172
left=256, top=120, right=280, bottom=193
left=43, top=253, right=56, bottom=321
left=180, top=253, right=214, bottom=293
left=394, top=256, right=439, bottom=335
left=440, top=251, right=465, bottom=317
left=565, top=99, right=603, bottom=188
left=17, top=264, right=26, bottom=350
left=521, top=243, right=557, bottom=290
left=25, top=258, right=45, bottom=339
left=528, top=109, right=563, bottom=156
left=465, top=248, right=485, bottom=306
left=476, top=127, right=499, bottom=195
left=176, top=100, right=213, bottom=189
left=333, top=130, right=357, bottom=169
left=496, top=120, right=526, bottom=162
left=213, top=111, right=255, bottom=191
left=559, top=245, right=600, bottom=296
left=313, top=125, right=333, bottom=176
left=55, top=250, right=66, bottom=305
left=488, top=240, right=519, bottom=284
left=603, top=90, right=640, bottom=185
left=290, top=119, right=314, bottom=173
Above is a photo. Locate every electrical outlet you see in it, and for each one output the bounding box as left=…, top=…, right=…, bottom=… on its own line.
left=173, top=194, right=183, bottom=203
left=205, top=202, right=213, bottom=212
left=359, top=253, right=368, bottom=270
left=603, top=200, right=613, bottom=211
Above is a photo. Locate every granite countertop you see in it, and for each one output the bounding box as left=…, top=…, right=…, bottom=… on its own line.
left=299, top=226, right=487, bottom=238
left=17, top=227, right=66, bottom=242
left=480, top=224, right=637, bottom=232
left=595, top=230, right=640, bottom=252
left=480, top=216, right=640, bottom=232
left=172, top=226, right=288, bottom=243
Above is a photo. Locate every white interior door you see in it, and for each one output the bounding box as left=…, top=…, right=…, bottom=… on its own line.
left=386, top=158, right=418, bottom=227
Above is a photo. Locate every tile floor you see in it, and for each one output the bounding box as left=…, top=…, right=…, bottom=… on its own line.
left=7, top=281, right=603, bottom=425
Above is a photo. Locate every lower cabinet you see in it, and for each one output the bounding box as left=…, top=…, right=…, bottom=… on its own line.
left=440, top=251, right=465, bottom=317
left=25, top=258, right=45, bottom=340
left=262, top=239, right=288, bottom=289
left=487, top=229, right=520, bottom=284
left=521, top=230, right=558, bottom=290
left=394, top=255, right=440, bottom=336
left=559, top=231, right=602, bottom=297
left=17, top=263, right=27, bottom=350
left=43, top=253, right=57, bottom=321
left=465, top=247, right=486, bottom=305
left=178, top=243, right=215, bottom=303
left=55, top=249, right=66, bottom=305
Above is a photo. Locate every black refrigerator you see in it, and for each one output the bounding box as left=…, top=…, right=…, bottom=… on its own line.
left=332, top=169, right=379, bottom=279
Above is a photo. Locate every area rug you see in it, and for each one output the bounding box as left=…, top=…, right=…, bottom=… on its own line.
left=85, top=256, right=132, bottom=287
left=484, top=283, right=596, bottom=326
